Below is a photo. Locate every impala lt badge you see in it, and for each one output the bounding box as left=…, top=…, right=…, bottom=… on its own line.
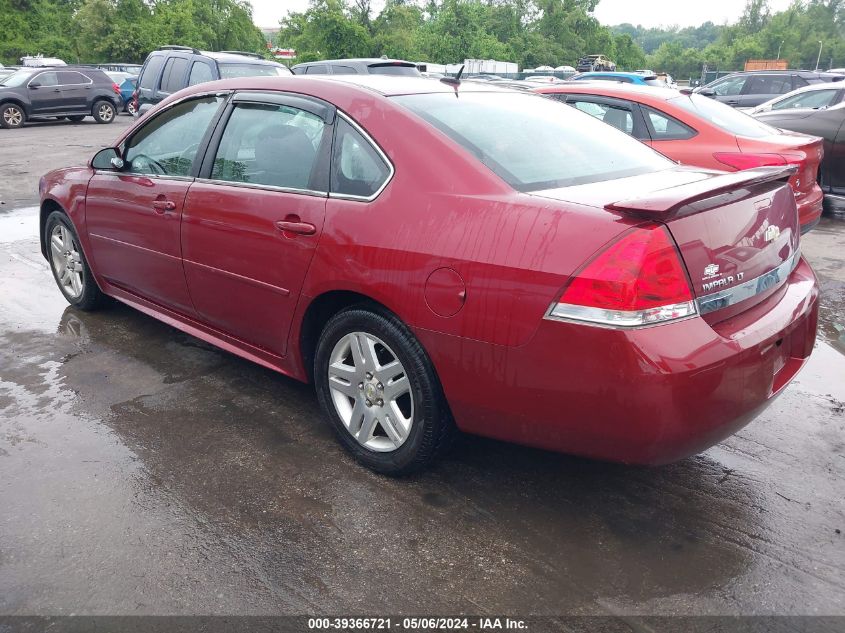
left=765, top=225, right=781, bottom=242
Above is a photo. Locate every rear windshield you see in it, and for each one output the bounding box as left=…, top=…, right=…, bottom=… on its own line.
left=368, top=64, right=419, bottom=76
left=672, top=93, right=779, bottom=138
left=218, top=63, right=290, bottom=79
left=393, top=91, right=671, bottom=192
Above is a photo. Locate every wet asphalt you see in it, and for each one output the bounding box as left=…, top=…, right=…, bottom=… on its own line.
left=0, top=119, right=844, bottom=617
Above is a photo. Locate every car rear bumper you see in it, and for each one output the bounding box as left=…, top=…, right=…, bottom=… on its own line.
left=419, top=257, right=819, bottom=465
left=796, top=184, right=824, bottom=233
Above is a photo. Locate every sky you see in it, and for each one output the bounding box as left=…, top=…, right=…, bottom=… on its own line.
left=252, top=0, right=794, bottom=29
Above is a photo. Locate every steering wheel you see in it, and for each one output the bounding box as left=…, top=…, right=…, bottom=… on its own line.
left=130, top=153, right=167, bottom=175
left=178, top=142, right=201, bottom=168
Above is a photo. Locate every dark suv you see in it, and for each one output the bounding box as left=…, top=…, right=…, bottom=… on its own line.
left=695, top=70, right=844, bottom=108
left=291, top=58, right=420, bottom=76
left=0, top=66, right=122, bottom=129
left=134, top=46, right=291, bottom=116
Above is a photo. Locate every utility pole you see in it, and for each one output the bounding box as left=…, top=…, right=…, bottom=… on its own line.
left=777, top=39, right=784, bottom=60
left=815, top=41, right=823, bottom=71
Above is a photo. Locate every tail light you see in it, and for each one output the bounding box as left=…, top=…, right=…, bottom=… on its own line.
left=112, top=82, right=121, bottom=96
left=546, top=225, right=696, bottom=328
left=132, top=90, right=139, bottom=111
left=713, top=151, right=810, bottom=190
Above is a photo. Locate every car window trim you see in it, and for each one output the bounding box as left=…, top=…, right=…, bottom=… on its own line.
left=107, top=91, right=232, bottom=180
left=197, top=91, right=335, bottom=196
left=328, top=110, right=395, bottom=203
left=55, top=71, right=95, bottom=87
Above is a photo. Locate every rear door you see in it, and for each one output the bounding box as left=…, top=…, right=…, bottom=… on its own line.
left=181, top=92, right=333, bottom=356
left=563, top=95, right=649, bottom=139
left=156, top=56, right=190, bottom=102
left=85, top=95, right=227, bottom=314
left=741, top=74, right=794, bottom=108
left=57, top=71, right=90, bottom=110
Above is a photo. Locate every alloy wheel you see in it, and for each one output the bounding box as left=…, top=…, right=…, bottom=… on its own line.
left=3, top=106, right=23, bottom=127
left=98, top=103, right=114, bottom=122
left=327, top=331, right=414, bottom=452
left=50, top=224, right=84, bottom=299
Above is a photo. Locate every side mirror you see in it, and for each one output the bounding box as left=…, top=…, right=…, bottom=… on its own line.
left=29, top=82, right=41, bottom=89
left=92, top=147, right=123, bottom=171
left=699, top=88, right=715, bottom=97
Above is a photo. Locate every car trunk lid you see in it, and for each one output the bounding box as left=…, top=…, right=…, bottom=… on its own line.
left=735, top=131, right=824, bottom=197
left=533, top=166, right=801, bottom=323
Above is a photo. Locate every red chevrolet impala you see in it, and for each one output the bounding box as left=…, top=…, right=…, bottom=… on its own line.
left=39, top=76, right=819, bottom=474
left=533, top=82, right=825, bottom=234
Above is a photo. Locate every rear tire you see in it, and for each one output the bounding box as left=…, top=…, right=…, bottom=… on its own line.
left=92, top=100, right=116, bottom=124
left=126, top=101, right=137, bottom=116
left=314, top=307, right=456, bottom=475
left=0, top=103, right=26, bottom=129
left=45, top=211, right=107, bottom=311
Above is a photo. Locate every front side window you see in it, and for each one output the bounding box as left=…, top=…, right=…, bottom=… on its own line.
left=711, top=76, right=746, bottom=96
left=304, top=65, right=328, bottom=75
left=31, top=72, right=58, bottom=87
left=211, top=102, right=326, bottom=190
left=643, top=106, right=696, bottom=140
left=395, top=92, right=670, bottom=192
left=772, top=89, right=839, bottom=110
left=124, top=96, right=223, bottom=177
left=331, top=118, right=391, bottom=198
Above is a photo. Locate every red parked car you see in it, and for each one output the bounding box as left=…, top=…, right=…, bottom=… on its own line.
left=533, top=82, right=825, bottom=233
left=39, top=76, right=818, bottom=474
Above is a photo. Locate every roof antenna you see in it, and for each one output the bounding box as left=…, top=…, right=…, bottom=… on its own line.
left=440, top=64, right=465, bottom=88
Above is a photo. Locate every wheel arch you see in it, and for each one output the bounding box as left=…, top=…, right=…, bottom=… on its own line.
left=0, top=98, right=30, bottom=117
left=40, top=198, right=67, bottom=260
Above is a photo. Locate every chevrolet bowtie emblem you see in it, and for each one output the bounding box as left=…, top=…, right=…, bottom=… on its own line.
left=764, top=225, right=781, bottom=242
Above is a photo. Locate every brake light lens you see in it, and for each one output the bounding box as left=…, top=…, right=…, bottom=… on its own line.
left=112, top=82, right=121, bottom=95
left=547, top=226, right=696, bottom=327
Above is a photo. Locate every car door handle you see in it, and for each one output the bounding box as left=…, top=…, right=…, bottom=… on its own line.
left=152, top=199, right=176, bottom=213
left=275, top=220, right=316, bottom=236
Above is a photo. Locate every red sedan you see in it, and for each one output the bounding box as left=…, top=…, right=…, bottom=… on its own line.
left=533, top=82, right=825, bottom=233
left=39, top=76, right=818, bottom=473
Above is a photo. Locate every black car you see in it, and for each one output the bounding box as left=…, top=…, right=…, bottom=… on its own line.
left=135, top=46, right=291, bottom=116
left=754, top=102, right=845, bottom=205
left=291, top=58, right=420, bottom=76
left=694, top=70, right=844, bottom=108
left=0, top=66, right=122, bottom=129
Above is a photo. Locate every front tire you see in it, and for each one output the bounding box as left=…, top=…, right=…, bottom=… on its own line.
left=0, top=103, right=26, bottom=129
left=314, top=307, right=455, bottom=475
left=45, top=211, right=107, bottom=311
left=92, top=100, right=116, bottom=124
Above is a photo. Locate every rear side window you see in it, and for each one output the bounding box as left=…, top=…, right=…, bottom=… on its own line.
left=331, top=65, right=357, bottom=75
left=746, top=75, right=792, bottom=95
left=124, top=96, right=223, bottom=177
left=330, top=118, right=391, bottom=198
left=211, top=103, right=327, bottom=191
left=304, top=65, right=328, bottom=75
left=58, top=71, right=90, bottom=85
left=139, top=55, right=165, bottom=90
left=160, top=57, right=189, bottom=93
left=643, top=106, right=697, bottom=140
left=188, top=62, right=214, bottom=86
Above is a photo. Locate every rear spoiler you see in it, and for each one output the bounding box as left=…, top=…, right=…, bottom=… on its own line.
left=605, top=166, right=797, bottom=220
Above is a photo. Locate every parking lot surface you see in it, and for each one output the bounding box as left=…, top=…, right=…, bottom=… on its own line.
left=1, top=121, right=844, bottom=616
